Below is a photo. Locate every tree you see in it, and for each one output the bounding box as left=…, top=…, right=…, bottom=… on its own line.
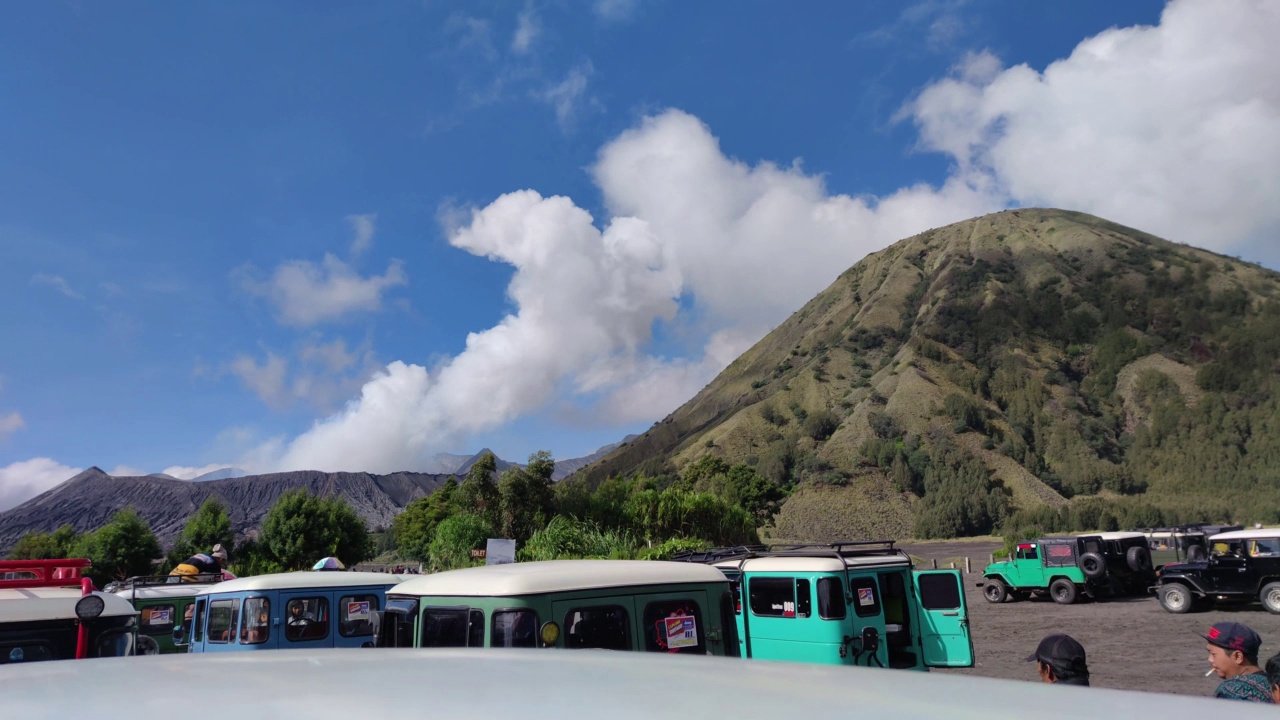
left=259, top=489, right=373, bottom=570
left=164, top=497, right=235, bottom=571
left=428, top=513, right=493, bottom=571
left=392, top=479, right=459, bottom=564
left=455, top=452, right=500, bottom=529
left=8, top=525, right=79, bottom=560
left=497, top=451, right=556, bottom=543
left=73, top=509, right=161, bottom=587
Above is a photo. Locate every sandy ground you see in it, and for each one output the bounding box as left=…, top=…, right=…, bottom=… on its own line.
left=939, top=580, right=1280, bottom=696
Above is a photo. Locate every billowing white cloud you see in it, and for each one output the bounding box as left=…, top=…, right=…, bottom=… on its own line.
left=511, top=5, right=540, bottom=54
left=0, top=458, right=80, bottom=511
left=902, top=0, right=1280, bottom=251
left=0, top=411, right=23, bottom=442
left=30, top=273, right=83, bottom=300
left=237, top=254, right=407, bottom=327
left=257, top=1, right=1279, bottom=473
left=346, top=213, right=377, bottom=256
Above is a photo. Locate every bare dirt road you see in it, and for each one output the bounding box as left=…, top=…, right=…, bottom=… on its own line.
left=939, top=581, right=1280, bottom=696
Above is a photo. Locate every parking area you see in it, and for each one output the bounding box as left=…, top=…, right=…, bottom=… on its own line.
left=940, top=582, right=1280, bottom=695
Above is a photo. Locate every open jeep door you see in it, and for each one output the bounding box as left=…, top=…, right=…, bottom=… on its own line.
left=912, top=570, right=974, bottom=668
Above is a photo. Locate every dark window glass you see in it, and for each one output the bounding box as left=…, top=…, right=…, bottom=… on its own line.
left=207, top=599, right=238, bottom=644
left=140, top=604, right=176, bottom=634
left=918, top=574, right=962, bottom=610
left=491, top=610, right=539, bottom=648
left=817, top=578, right=846, bottom=620
left=564, top=606, right=631, bottom=650
left=748, top=577, right=796, bottom=617
left=241, top=597, right=270, bottom=644
left=468, top=609, right=485, bottom=647
left=192, top=599, right=205, bottom=643
left=795, top=579, right=812, bottom=618
left=285, top=597, right=330, bottom=642
left=379, top=598, right=418, bottom=648
left=422, top=608, right=470, bottom=647
left=94, top=630, right=134, bottom=658
left=339, top=595, right=379, bottom=637
left=850, top=577, right=881, bottom=618
left=0, top=643, right=56, bottom=664
left=730, top=580, right=742, bottom=614
left=720, top=592, right=740, bottom=658
left=642, top=600, right=705, bottom=654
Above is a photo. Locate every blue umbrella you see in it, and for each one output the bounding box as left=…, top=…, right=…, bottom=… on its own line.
left=312, top=557, right=346, bottom=571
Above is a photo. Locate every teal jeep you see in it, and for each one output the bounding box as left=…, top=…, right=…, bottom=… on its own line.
left=978, top=532, right=1154, bottom=605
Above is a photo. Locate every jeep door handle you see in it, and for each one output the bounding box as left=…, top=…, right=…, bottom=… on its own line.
left=941, top=611, right=959, bottom=616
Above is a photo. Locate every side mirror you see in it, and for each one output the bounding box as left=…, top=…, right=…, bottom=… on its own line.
left=172, top=626, right=186, bottom=646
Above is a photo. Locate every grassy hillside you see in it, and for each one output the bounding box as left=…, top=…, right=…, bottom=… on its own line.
left=572, top=209, right=1280, bottom=539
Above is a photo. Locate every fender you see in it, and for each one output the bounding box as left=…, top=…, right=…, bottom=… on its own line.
left=1159, top=575, right=1206, bottom=595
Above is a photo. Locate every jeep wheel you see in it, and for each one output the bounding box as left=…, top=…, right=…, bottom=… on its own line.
left=1050, top=579, right=1078, bottom=605
left=983, top=582, right=1008, bottom=603
left=1260, top=583, right=1280, bottom=614
left=1126, top=546, right=1152, bottom=572
left=1158, top=584, right=1193, bottom=614
left=1079, top=552, right=1106, bottom=579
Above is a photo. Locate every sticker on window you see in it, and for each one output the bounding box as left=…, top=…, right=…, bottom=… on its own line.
left=663, top=617, right=698, bottom=649
left=347, top=601, right=371, bottom=621
left=857, top=588, right=874, bottom=607
left=149, top=608, right=171, bottom=624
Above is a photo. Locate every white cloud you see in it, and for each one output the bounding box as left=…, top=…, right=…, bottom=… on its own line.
left=593, top=0, right=637, bottom=23
left=445, top=13, right=497, bottom=61
left=161, top=463, right=230, bottom=480
left=346, top=213, right=377, bottom=256
left=539, top=62, right=596, bottom=131
left=30, top=273, right=83, bottom=300
left=854, top=0, right=971, bottom=52
left=0, top=411, right=23, bottom=442
left=902, top=0, right=1280, bottom=252
left=231, top=340, right=380, bottom=414
left=107, top=465, right=147, bottom=477
left=230, top=352, right=290, bottom=410
left=255, top=1, right=1279, bottom=473
left=511, top=5, right=540, bottom=54
left=237, top=254, right=407, bottom=327
left=0, top=458, right=80, bottom=511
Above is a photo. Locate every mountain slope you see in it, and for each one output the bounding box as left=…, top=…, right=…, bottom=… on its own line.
left=574, top=209, right=1280, bottom=539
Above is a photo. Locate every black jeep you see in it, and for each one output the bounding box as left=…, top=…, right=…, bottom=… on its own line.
left=1154, top=530, right=1280, bottom=614
left=1076, top=532, right=1157, bottom=597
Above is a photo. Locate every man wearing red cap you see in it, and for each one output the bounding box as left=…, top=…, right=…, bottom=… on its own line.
left=1204, top=621, right=1274, bottom=703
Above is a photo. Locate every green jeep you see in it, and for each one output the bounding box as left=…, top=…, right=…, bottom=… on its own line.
left=978, top=532, right=1154, bottom=605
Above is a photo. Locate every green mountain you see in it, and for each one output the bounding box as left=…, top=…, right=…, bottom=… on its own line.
left=574, top=209, right=1280, bottom=540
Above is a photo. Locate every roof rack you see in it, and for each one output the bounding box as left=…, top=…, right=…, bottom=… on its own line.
left=671, top=540, right=911, bottom=567
left=0, top=558, right=92, bottom=589
left=102, top=573, right=224, bottom=593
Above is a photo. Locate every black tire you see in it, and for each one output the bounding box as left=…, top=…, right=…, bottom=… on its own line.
left=1050, top=578, right=1078, bottom=605
left=1126, top=546, right=1153, bottom=572
left=1158, top=583, right=1194, bottom=614
left=1186, top=545, right=1208, bottom=562
left=1260, top=583, right=1280, bottom=614
left=137, top=635, right=160, bottom=656
left=1079, top=552, right=1106, bottom=579
left=983, top=581, right=1008, bottom=603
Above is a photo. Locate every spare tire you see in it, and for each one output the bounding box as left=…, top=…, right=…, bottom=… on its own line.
left=1127, top=545, right=1153, bottom=572
left=1186, top=544, right=1208, bottom=562
left=1079, top=552, right=1106, bottom=579
left=137, top=635, right=160, bottom=656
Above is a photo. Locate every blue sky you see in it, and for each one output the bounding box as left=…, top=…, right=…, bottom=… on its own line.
left=1, top=0, right=1278, bottom=508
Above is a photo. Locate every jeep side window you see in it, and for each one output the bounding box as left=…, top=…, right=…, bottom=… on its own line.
left=1016, top=545, right=1038, bottom=560
left=748, top=577, right=796, bottom=617
left=1249, top=539, right=1280, bottom=557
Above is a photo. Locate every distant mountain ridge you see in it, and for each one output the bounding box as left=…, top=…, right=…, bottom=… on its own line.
left=0, top=441, right=635, bottom=553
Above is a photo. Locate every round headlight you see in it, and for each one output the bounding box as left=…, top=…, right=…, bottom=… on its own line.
left=75, top=594, right=106, bottom=620
left=539, top=621, right=560, bottom=647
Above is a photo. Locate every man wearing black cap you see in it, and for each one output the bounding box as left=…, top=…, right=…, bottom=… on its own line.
left=1204, top=621, right=1274, bottom=703
left=1027, top=633, right=1090, bottom=686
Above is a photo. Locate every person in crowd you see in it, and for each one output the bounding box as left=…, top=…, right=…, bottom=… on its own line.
left=1204, top=622, right=1274, bottom=702
left=1264, top=652, right=1280, bottom=704
left=1026, top=633, right=1090, bottom=686
left=169, top=544, right=228, bottom=581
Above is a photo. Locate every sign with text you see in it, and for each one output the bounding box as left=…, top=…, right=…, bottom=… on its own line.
left=486, top=538, right=516, bottom=565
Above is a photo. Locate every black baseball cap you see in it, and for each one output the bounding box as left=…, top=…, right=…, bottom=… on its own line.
left=1202, top=622, right=1262, bottom=657
left=1026, top=633, right=1088, bottom=672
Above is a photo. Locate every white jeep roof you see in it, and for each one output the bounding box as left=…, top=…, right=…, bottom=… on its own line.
left=711, top=555, right=911, bottom=573
left=196, top=571, right=409, bottom=596
left=110, top=583, right=213, bottom=601
left=390, top=560, right=727, bottom=598
left=1210, top=528, right=1280, bottom=542
left=0, top=648, right=1275, bottom=719
left=1084, top=532, right=1146, bottom=541
left=0, top=587, right=138, bottom=622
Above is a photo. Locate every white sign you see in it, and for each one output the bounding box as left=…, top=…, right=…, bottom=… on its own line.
left=486, top=538, right=516, bottom=565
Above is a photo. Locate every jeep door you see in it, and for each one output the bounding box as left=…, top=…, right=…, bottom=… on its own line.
left=912, top=570, right=974, bottom=668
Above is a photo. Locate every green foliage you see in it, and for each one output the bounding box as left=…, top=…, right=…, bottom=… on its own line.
left=912, top=442, right=1009, bottom=539
left=73, top=509, right=162, bottom=586
left=868, top=411, right=900, bottom=440
left=392, top=479, right=459, bottom=563
left=636, top=537, right=710, bottom=561
left=943, top=393, right=985, bottom=433
left=456, top=452, right=500, bottom=529
left=625, top=488, right=758, bottom=546
left=759, top=403, right=787, bottom=426
left=258, top=489, right=373, bottom=571
left=8, top=525, right=79, bottom=560
left=519, top=516, right=637, bottom=561
left=497, top=451, right=557, bottom=544
left=165, top=497, right=235, bottom=573
left=804, top=409, right=840, bottom=440
left=428, top=513, right=493, bottom=571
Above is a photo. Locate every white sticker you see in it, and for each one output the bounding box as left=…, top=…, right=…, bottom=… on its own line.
left=663, top=616, right=698, bottom=649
